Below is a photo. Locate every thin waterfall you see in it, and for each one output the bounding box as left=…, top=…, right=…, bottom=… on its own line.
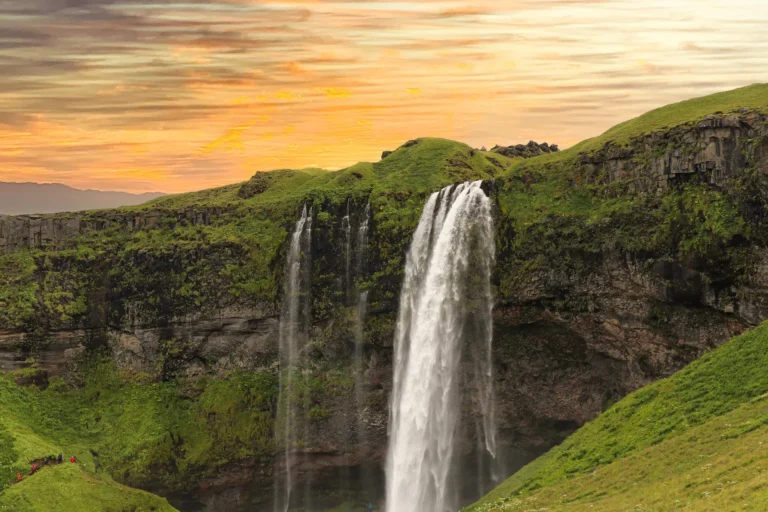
left=341, top=200, right=353, bottom=302
left=386, top=181, right=496, bottom=512
left=353, top=202, right=371, bottom=447
left=275, top=204, right=313, bottom=512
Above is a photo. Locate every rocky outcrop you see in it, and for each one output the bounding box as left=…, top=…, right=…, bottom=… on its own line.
left=0, top=208, right=224, bottom=255
left=579, top=109, right=768, bottom=195
left=492, top=140, right=560, bottom=158
left=0, top=214, right=83, bottom=254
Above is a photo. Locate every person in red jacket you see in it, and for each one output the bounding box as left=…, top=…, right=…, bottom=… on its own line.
left=16, top=473, right=22, bottom=483
left=70, top=456, right=76, bottom=463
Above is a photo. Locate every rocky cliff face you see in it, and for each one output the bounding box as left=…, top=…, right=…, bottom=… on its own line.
left=1, top=110, right=768, bottom=510
left=0, top=207, right=223, bottom=256
left=580, top=109, right=768, bottom=196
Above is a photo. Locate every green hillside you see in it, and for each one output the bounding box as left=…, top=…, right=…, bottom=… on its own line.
left=467, top=322, right=768, bottom=511
left=0, top=464, right=177, bottom=512
left=0, top=363, right=280, bottom=511
left=0, top=372, right=177, bottom=512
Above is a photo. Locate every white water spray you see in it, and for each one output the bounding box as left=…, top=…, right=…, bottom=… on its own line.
left=275, top=204, right=313, bottom=512
left=386, top=181, right=497, bottom=512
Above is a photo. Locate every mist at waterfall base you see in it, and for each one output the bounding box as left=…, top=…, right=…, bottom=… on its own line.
left=260, top=183, right=505, bottom=512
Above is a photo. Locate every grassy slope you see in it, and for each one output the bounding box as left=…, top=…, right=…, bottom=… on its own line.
left=0, top=373, right=177, bottom=511
left=0, top=464, right=176, bottom=512
left=467, top=322, right=768, bottom=511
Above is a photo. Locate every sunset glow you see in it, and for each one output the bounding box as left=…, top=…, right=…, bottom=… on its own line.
left=1, top=0, right=767, bottom=192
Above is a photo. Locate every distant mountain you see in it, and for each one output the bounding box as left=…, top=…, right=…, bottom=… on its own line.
left=0, top=182, right=165, bottom=215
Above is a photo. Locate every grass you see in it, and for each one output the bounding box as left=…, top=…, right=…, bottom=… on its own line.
left=0, top=464, right=176, bottom=512
left=467, top=321, right=768, bottom=511
left=0, top=372, right=178, bottom=510
left=0, top=361, right=279, bottom=507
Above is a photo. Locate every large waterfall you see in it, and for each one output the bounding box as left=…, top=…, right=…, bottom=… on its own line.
left=386, top=181, right=497, bottom=512
left=275, top=204, right=313, bottom=512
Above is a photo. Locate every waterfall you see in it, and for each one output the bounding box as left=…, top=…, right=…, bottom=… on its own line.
left=354, top=202, right=371, bottom=445
left=275, top=204, right=313, bottom=512
left=386, top=181, right=497, bottom=512
left=342, top=200, right=353, bottom=302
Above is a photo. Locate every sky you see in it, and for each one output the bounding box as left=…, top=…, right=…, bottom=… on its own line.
left=1, top=0, right=767, bottom=193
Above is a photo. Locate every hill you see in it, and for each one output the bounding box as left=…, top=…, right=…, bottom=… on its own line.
left=0, top=370, right=177, bottom=511
left=0, top=182, right=165, bottom=215
left=467, top=322, right=768, bottom=511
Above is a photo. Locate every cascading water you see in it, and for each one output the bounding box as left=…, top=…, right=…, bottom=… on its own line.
left=354, top=202, right=371, bottom=441
left=386, top=181, right=497, bottom=512
left=275, top=204, right=313, bottom=512
left=341, top=200, right=353, bottom=302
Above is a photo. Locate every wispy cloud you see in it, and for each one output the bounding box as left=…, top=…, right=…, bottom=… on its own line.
left=0, top=0, right=766, bottom=192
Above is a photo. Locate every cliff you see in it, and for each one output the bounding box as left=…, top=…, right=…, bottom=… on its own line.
left=1, top=83, right=767, bottom=510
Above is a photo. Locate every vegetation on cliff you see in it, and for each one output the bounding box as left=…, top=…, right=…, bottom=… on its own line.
left=0, top=370, right=178, bottom=511
left=0, top=360, right=279, bottom=507
left=467, top=321, right=768, bottom=511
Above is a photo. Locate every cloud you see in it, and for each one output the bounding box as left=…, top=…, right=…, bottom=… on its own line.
left=325, top=88, right=352, bottom=98
left=438, top=6, right=493, bottom=17
left=1, top=0, right=767, bottom=192
left=278, top=61, right=308, bottom=76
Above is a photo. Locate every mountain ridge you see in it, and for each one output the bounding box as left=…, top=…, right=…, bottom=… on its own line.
left=0, top=181, right=165, bottom=215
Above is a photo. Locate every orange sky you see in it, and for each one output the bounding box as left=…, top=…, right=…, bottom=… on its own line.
left=1, top=0, right=767, bottom=193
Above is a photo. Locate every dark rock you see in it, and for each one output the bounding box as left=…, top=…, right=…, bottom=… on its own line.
left=381, top=151, right=392, bottom=159
left=582, top=110, right=767, bottom=196
left=491, top=141, right=562, bottom=159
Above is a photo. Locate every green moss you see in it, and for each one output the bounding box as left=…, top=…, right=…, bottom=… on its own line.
left=0, top=358, right=278, bottom=503
left=0, top=252, right=38, bottom=330
left=77, top=360, right=278, bottom=489
left=307, top=406, right=331, bottom=422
